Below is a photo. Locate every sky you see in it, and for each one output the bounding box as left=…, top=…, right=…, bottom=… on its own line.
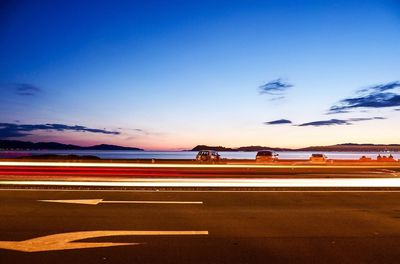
left=0, top=0, right=400, bottom=150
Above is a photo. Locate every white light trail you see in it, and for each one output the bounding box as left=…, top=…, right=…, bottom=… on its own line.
left=2, top=178, right=400, bottom=187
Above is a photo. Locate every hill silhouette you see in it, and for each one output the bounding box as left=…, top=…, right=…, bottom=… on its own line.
left=0, top=140, right=143, bottom=151
left=192, top=143, right=400, bottom=152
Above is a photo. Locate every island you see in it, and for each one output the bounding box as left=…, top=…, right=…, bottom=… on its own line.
left=192, top=143, right=400, bottom=152
left=0, top=140, right=144, bottom=151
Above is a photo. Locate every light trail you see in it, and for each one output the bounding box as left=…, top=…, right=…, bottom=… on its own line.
left=38, top=199, right=204, bottom=205
left=0, top=161, right=399, bottom=169
left=2, top=178, right=400, bottom=187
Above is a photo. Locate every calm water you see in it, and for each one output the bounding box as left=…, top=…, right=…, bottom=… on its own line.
left=0, top=150, right=399, bottom=160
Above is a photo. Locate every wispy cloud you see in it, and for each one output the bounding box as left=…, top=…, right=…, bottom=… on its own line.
left=14, top=83, right=42, bottom=96
left=298, top=119, right=349, bottom=127
left=348, top=117, right=385, bottom=122
left=264, top=119, right=292, bottom=125
left=325, top=109, right=350, bottom=115
left=329, top=81, right=400, bottom=113
left=131, top=128, right=150, bottom=135
left=259, top=78, right=292, bottom=100
left=0, top=123, right=120, bottom=139
left=118, top=128, right=153, bottom=136
left=297, top=117, right=385, bottom=127
left=357, top=82, right=400, bottom=94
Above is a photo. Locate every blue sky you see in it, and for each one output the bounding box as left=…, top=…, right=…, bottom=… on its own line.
left=1, top=0, right=399, bottom=150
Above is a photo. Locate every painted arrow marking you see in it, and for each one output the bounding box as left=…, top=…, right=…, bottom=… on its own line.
left=0, top=230, right=209, bottom=252
left=38, top=199, right=203, bottom=205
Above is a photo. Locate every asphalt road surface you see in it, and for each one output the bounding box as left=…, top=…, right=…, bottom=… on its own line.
left=1, top=161, right=400, bottom=179
left=1, top=188, right=400, bottom=263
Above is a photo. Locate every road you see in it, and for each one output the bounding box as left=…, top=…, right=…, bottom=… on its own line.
left=1, top=188, right=400, bottom=263
left=1, top=161, right=400, bottom=179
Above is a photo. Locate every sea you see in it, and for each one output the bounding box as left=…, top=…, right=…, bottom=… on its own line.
left=0, top=150, right=399, bottom=160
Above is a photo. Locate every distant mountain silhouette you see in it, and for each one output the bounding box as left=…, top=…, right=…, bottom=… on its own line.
left=236, top=146, right=292, bottom=151
left=191, top=145, right=235, bottom=151
left=192, top=144, right=400, bottom=152
left=0, top=140, right=143, bottom=151
left=2, top=140, right=399, bottom=152
left=298, top=143, right=400, bottom=152
left=85, top=144, right=143, bottom=150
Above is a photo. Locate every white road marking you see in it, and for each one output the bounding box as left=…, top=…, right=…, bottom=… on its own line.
left=39, top=199, right=102, bottom=205
left=38, top=199, right=203, bottom=205
left=2, top=178, right=400, bottom=187
left=0, top=230, right=208, bottom=252
left=0, top=161, right=399, bottom=169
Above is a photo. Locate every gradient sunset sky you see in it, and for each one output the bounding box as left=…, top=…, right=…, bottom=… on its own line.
left=1, top=0, right=400, bottom=150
